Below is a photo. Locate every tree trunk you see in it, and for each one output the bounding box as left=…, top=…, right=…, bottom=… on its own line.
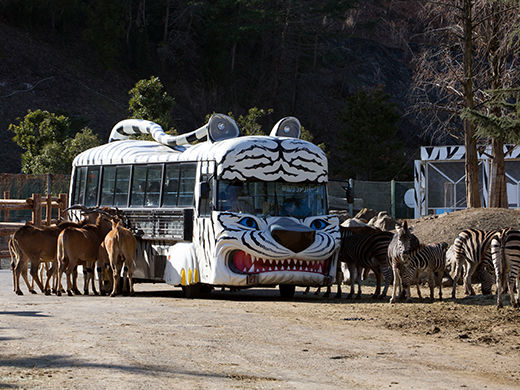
left=463, top=0, right=481, bottom=208
left=489, top=138, right=508, bottom=208
left=487, top=3, right=508, bottom=209
left=465, top=123, right=481, bottom=208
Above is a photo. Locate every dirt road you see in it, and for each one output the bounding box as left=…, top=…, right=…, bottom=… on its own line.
left=1, top=269, right=519, bottom=389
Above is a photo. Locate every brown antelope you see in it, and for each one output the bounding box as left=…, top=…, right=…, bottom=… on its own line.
left=56, top=213, right=113, bottom=296
left=10, top=219, right=88, bottom=295
left=103, top=218, right=138, bottom=297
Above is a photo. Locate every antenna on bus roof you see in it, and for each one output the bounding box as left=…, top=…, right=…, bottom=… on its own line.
left=269, top=117, right=301, bottom=139
left=108, top=114, right=240, bottom=146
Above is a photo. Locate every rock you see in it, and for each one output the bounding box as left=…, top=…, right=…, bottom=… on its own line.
left=341, top=218, right=369, bottom=228
left=355, top=208, right=378, bottom=223
left=368, top=211, right=397, bottom=231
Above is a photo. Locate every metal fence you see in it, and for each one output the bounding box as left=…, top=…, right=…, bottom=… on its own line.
left=0, top=174, right=414, bottom=221
left=328, top=179, right=415, bottom=220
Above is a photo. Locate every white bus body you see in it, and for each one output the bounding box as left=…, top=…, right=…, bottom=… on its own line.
left=70, top=115, right=340, bottom=297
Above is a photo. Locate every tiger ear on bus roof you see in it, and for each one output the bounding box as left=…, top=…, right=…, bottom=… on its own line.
left=269, top=117, right=301, bottom=139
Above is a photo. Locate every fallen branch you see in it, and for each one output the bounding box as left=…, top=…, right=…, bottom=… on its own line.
left=0, top=76, right=55, bottom=98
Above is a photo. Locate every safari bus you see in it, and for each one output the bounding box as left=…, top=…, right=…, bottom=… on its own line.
left=69, top=114, right=340, bottom=297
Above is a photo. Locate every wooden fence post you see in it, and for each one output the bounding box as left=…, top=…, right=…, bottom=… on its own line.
left=46, top=194, right=52, bottom=225
left=59, top=193, right=68, bottom=220
left=3, top=191, right=9, bottom=222
left=32, top=193, right=42, bottom=226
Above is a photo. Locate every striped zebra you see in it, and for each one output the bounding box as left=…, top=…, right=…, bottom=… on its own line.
left=336, top=225, right=394, bottom=299
left=450, top=229, right=496, bottom=299
left=399, top=242, right=448, bottom=302
left=388, top=220, right=422, bottom=303
left=490, top=228, right=520, bottom=308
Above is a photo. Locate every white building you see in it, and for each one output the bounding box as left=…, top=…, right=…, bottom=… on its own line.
left=413, top=145, right=520, bottom=218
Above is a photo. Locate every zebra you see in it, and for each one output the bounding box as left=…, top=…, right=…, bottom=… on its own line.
left=399, top=242, right=448, bottom=302
left=388, top=220, right=422, bottom=303
left=450, top=229, right=496, bottom=299
left=336, top=225, right=394, bottom=300
left=491, top=228, right=520, bottom=308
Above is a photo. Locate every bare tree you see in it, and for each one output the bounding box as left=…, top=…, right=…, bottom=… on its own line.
left=409, top=0, right=520, bottom=208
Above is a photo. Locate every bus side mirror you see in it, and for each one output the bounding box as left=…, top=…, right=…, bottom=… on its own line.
left=200, top=181, right=210, bottom=199
left=342, top=185, right=354, bottom=204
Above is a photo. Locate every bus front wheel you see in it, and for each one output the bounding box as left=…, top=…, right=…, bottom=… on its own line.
left=279, top=284, right=295, bottom=298
left=182, top=284, right=201, bottom=298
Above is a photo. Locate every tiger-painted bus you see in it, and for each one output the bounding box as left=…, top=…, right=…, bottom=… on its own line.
left=69, top=114, right=340, bottom=297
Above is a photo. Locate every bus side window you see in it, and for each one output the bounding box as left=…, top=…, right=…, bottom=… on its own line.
left=199, top=175, right=212, bottom=216
left=130, top=166, right=147, bottom=207
left=178, top=163, right=196, bottom=206
left=101, top=166, right=116, bottom=206
left=163, top=163, right=180, bottom=206
left=85, top=167, right=100, bottom=207
left=73, top=167, right=86, bottom=205
left=114, top=166, right=130, bottom=207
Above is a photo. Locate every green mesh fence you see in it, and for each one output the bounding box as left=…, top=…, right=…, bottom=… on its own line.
left=328, top=179, right=414, bottom=220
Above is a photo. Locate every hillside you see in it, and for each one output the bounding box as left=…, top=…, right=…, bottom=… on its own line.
left=0, top=13, right=421, bottom=175
left=0, top=21, right=132, bottom=173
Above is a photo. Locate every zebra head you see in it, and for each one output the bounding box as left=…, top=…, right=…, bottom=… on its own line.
left=393, top=220, right=420, bottom=263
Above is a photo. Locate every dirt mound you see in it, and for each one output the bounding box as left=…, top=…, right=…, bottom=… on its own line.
left=408, top=207, right=520, bottom=246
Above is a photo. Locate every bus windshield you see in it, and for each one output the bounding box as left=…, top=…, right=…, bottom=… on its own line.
left=217, top=180, right=327, bottom=218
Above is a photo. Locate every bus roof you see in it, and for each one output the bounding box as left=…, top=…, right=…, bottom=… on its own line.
left=73, top=135, right=328, bottom=183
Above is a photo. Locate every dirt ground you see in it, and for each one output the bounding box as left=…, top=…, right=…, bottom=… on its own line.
left=1, top=208, right=520, bottom=389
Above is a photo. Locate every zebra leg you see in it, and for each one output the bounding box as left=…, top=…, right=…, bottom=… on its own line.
left=331, top=266, right=342, bottom=299
left=428, top=270, right=435, bottom=302
left=354, top=266, right=363, bottom=299
left=495, top=257, right=505, bottom=309
left=436, top=272, right=443, bottom=302
left=511, top=270, right=520, bottom=307
left=346, top=263, right=356, bottom=299
left=451, top=260, right=463, bottom=299
left=390, top=264, right=400, bottom=304
left=372, top=267, right=382, bottom=299
left=380, top=264, right=393, bottom=299
left=464, top=262, right=478, bottom=296
left=415, top=282, right=423, bottom=302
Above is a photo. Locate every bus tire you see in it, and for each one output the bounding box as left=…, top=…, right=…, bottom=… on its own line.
left=182, top=284, right=201, bottom=298
left=279, top=284, right=295, bottom=298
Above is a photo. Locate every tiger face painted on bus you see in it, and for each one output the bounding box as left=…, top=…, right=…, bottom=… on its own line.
left=193, top=211, right=340, bottom=287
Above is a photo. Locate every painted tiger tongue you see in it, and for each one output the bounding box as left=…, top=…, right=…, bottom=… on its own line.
left=234, top=251, right=253, bottom=272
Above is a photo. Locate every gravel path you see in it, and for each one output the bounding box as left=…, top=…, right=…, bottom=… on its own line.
left=1, top=269, right=520, bottom=389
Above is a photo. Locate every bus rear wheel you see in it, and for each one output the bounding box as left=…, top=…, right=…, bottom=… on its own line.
left=279, top=284, right=295, bottom=298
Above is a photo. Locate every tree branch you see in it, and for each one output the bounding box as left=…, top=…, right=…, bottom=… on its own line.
left=0, top=77, right=55, bottom=98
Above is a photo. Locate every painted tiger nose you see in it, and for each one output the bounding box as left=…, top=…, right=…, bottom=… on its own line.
left=270, top=218, right=315, bottom=253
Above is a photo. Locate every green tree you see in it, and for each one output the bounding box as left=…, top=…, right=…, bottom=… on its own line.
left=9, top=110, right=100, bottom=174
left=462, top=87, right=520, bottom=150
left=462, top=87, right=520, bottom=207
left=339, top=87, right=407, bottom=181
left=128, top=76, right=176, bottom=133
left=235, top=107, right=273, bottom=136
